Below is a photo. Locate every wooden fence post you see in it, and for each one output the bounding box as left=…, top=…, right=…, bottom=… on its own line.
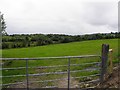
left=100, top=44, right=109, bottom=83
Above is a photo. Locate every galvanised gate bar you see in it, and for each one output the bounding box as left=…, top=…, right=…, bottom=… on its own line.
left=0, top=44, right=109, bottom=89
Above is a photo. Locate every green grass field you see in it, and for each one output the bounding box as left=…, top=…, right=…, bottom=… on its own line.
left=2, top=39, right=118, bottom=58
left=1, top=39, right=119, bottom=88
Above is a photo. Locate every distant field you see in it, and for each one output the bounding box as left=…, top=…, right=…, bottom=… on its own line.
left=1, top=39, right=119, bottom=88
left=2, top=39, right=118, bottom=59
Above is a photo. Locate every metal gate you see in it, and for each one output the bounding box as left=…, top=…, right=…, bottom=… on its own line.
left=0, top=44, right=109, bottom=89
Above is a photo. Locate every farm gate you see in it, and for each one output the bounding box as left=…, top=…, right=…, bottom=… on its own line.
left=0, top=44, right=109, bottom=89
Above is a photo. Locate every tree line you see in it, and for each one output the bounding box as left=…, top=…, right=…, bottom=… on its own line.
left=2, top=32, right=119, bottom=49
left=0, top=12, right=119, bottom=49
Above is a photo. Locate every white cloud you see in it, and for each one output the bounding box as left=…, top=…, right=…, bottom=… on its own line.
left=0, top=0, right=118, bottom=35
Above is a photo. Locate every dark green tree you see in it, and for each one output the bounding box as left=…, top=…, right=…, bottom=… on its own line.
left=0, top=12, right=7, bottom=35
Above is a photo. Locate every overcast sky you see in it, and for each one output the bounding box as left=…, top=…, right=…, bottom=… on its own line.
left=0, top=0, right=118, bottom=35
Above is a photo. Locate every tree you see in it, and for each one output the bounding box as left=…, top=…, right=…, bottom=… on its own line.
left=0, top=12, right=7, bottom=35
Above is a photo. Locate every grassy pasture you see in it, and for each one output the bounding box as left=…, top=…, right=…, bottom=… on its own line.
left=1, top=39, right=119, bottom=88
left=2, top=39, right=118, bottom=58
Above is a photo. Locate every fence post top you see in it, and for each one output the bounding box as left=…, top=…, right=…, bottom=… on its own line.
left=102, top=44, right=109, bottom=46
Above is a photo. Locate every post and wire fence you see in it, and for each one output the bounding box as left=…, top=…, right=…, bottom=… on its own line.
left=0, top=44, right=110, bottom=89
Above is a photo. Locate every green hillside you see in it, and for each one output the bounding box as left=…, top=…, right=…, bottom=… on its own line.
left=2, top=39, right=118, bottom=60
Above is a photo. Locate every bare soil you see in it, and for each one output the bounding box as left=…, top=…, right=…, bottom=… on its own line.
left=57, top=75, right=79, bottom=88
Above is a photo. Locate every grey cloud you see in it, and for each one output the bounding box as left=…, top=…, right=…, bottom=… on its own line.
left=1, top=0, right=118, bottom=35
left=82, top=2, right=118, bottom=29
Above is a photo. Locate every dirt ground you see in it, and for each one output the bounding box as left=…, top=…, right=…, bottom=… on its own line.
left=97, top=64, right=120, bottom=88
left=7, top=64, right=120, bottom=89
